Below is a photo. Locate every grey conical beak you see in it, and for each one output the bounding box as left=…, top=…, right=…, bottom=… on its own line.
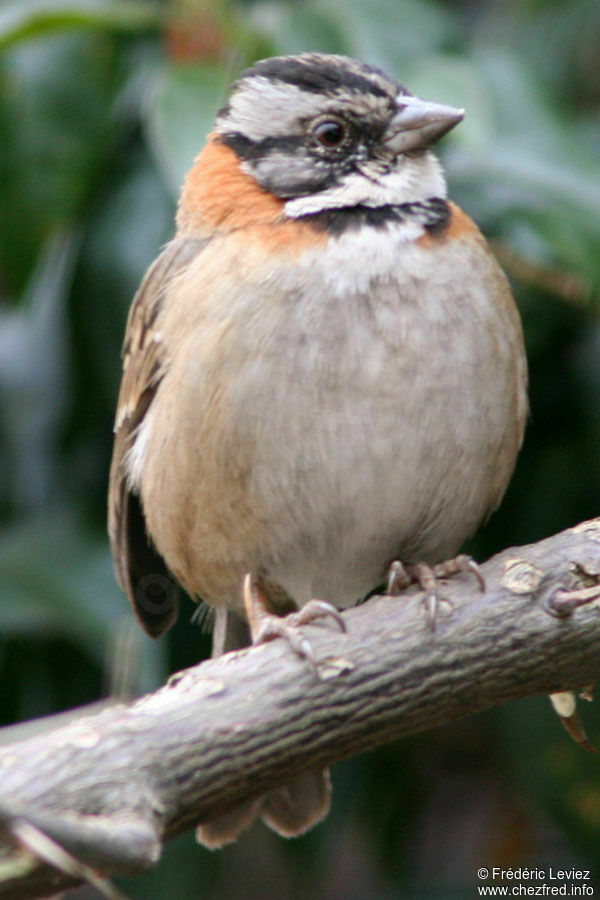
left=385, top=93, right=464, bottom=154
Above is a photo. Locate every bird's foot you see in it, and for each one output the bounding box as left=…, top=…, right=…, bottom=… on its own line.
left=242, top=574, right=346, bottom=664
left=386, top=553, right=485, bottom=629
left=545, top=583, right=600, bottom=617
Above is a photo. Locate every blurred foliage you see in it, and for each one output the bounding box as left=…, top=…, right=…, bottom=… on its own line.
left=0, top=0, right=599, bottom=897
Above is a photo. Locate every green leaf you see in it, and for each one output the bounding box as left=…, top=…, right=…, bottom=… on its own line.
left=0, top=229, right=78, bottom=512
left=70, top=145, right=175, bottom=413
left=0, top=512, right=168, bottom=700
left=318, top=0, right=459, bottom=69
left=0, top=0, right=161, bottom=50
left=249, top=2, right=349, bottom=56
left=0, top=513, right=124, bottom=654
left=0, top=30, right=127, bottom=292
left=144, top=61, right=233, bottom=196
left=406, top=49, right=600, bottom=290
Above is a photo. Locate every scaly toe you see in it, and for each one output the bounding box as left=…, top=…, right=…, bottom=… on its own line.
left=291, top=599, right=346, bottom=633
left=253, top=616, right=316, bottom=662
left=412, top=562, right=453, bottom=631
left=242, top=574, right=345, bottom=664
left=432, top=553, right=486, bottom=592
left=385, top=554, right=483, bottom=630
left=547, top=584, right=600, bottom=617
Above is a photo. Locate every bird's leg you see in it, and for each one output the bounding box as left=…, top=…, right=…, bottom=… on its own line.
left=242, top=574, right=346, bottom=664
left=386, top=553, right=485, bottom=629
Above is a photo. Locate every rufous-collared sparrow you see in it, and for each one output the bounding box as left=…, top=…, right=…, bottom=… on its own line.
left=108, top=53, right=528, bottom=847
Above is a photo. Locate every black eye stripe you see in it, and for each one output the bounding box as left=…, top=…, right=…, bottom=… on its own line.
left=220, top=117, right=372, bottom=163
left=217, top=132, right=343, bottom=198
left=219, top=132, right=306, bottom=161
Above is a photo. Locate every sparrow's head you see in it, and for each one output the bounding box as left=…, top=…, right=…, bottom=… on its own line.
left=214, top=53, right=463, bottom=218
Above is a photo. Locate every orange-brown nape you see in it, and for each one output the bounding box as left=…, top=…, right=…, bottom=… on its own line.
left=177, top=133, right=284, bottom=233
left=176, top=133, right=327, bottom=254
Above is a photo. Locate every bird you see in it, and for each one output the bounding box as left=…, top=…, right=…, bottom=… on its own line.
left=108, top=52, right=528, bottom=848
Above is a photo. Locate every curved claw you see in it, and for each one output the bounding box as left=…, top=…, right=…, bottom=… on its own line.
left=386, top=553, right=483, bottom=630
left=432, top=553, right=485, bottom=592
left=547, top=584, right=600, bottom=617
left=386, top=560, right=411, bottom=595
left=253, top=615, right=316, bottom=662
left=425, top=591, right=438, bottom=630
left=242, top=574, right=345, bottom=666
left=463, top=556, right=486, bottom=592
left=292, top=599, right=346, bottom=633
left=423, top=585, right=454, bottom=632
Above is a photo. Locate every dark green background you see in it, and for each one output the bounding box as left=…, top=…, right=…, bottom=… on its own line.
left=1, top=0, right=599, bottom=897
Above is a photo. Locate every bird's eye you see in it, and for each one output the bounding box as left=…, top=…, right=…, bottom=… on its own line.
left=313, top=120, right=347, bottom=148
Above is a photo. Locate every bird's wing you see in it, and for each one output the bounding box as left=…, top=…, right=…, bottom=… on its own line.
left=108, top=235, right=210, bottom=637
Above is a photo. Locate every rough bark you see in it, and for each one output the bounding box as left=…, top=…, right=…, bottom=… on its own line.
left=1, top=518, right=599, bottom=899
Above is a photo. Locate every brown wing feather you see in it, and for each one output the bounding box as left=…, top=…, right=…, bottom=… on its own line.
left=108, top=235, right=209, bottom=637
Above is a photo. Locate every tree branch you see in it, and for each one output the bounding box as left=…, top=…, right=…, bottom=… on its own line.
left=1, top=519, right=600, bottom=899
